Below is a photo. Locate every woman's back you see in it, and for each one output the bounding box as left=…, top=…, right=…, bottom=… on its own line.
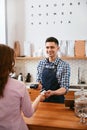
left=0, top=77, right=33, bottom=130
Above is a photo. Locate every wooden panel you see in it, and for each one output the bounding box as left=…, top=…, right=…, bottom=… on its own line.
left=65, top=91, right=74, bottom=99
left=74, top=40, right=85, bottom=57
left=16, top=56, right=87, bottom=60
left=28, top=89, right=75, bottom=101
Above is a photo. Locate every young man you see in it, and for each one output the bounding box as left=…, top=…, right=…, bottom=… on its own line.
left=36, top=37, right=70, bottom=103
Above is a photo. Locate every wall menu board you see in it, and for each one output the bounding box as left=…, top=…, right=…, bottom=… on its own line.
left=26, top=0, right=87, bottom=26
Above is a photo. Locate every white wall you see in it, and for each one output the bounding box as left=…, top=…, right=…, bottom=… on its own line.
left=7, top=0, right=25, bottom=54
left=15, top=0, right=25, bottom=54
left=6, top=0, right=17, bottom=47
left=7, top=0, right=87, bottom=54
left=0, top=0, right=6, bottom=43
left=24, top=0, right=87, bottom=52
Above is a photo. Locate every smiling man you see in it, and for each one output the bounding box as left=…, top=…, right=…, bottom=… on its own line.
left=36, top=37, right=70, bottom=103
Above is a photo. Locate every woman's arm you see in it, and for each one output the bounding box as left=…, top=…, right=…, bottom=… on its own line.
left=32, top=94, right=45, bottom=112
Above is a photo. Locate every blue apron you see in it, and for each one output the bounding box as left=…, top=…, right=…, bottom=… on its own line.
left=42, top=61, right=64, bottom=103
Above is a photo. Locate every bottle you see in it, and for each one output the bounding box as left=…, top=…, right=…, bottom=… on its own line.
left=10, top=72, right=17, bottom=79
left=18, top=73, right=23, bottom=81
left=25, top=73, right=31, bottom=82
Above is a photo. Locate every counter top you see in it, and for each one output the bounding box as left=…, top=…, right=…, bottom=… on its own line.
left=26, top=84, right=87, bottom=92
left=26, top=83, right=87, bottom=92
left=23, top=102, right=87, bottom=130
left=70, top=84, right=87, bottom=91
left=25, top=82, right=87, bottom=87
left=70, top=83, right=87, bottom=87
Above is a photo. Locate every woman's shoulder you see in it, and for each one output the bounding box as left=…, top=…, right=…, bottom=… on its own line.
left=8, top=77, right=25, bottom=89
left=5, top=78, right=27, bottom=97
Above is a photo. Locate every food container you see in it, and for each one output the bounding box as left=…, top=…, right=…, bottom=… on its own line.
left=74, top=90, right=87, bottom=118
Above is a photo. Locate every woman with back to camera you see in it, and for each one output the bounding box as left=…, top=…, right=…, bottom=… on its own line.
left=0, top=44, right=45, bottom=130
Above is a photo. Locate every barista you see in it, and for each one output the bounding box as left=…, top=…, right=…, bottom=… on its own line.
left=36, top=37, right=70, bottom=103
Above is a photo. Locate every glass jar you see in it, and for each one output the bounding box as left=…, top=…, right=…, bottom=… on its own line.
left=74, top=89, right=87, bottom=118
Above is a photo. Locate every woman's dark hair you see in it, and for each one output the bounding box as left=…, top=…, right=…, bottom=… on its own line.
left=0, top=44, right=15, bottom=98
left=45, top=37, right=59, bottom=46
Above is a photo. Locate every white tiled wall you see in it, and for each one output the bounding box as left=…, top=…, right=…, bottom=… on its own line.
left=15, top=59, right=87, bottom=85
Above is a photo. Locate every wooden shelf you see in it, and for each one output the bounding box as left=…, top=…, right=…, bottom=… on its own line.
left=61, top=56, right=87, bottom=60
left=16, top=56, right=87, bottom=60
left=16, top=56, right=43, bottom=60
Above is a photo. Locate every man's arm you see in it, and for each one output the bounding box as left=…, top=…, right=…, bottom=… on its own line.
left=45, top=87, right=66, bottom=98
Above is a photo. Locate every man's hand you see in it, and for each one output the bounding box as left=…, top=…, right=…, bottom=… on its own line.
left=45, top=90, right=54, bottom=98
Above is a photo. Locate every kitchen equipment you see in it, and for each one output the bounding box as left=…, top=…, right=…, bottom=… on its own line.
left=18, top=73, right=23, bottom=81
left=74, top=40, right=85, bottom=57
left=59, top=40, right=67, bottom=56
left=74, top=88, right=87, bottom=124
left=67, top=40, right=75, bottom=57
left=25, top=73, right=31, bottom=82
left=14, top=41, right=20, bottom=57
left=30, top=84, right=38, bottom=89
left=78, top=67, right=87, bottom=84
left=24, top=41, right=34, bottom=56
left=64, top=99, right=74, bottom=109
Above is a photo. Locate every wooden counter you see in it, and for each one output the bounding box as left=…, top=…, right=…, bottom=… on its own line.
left=23, top=102, right=87, bottom=130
